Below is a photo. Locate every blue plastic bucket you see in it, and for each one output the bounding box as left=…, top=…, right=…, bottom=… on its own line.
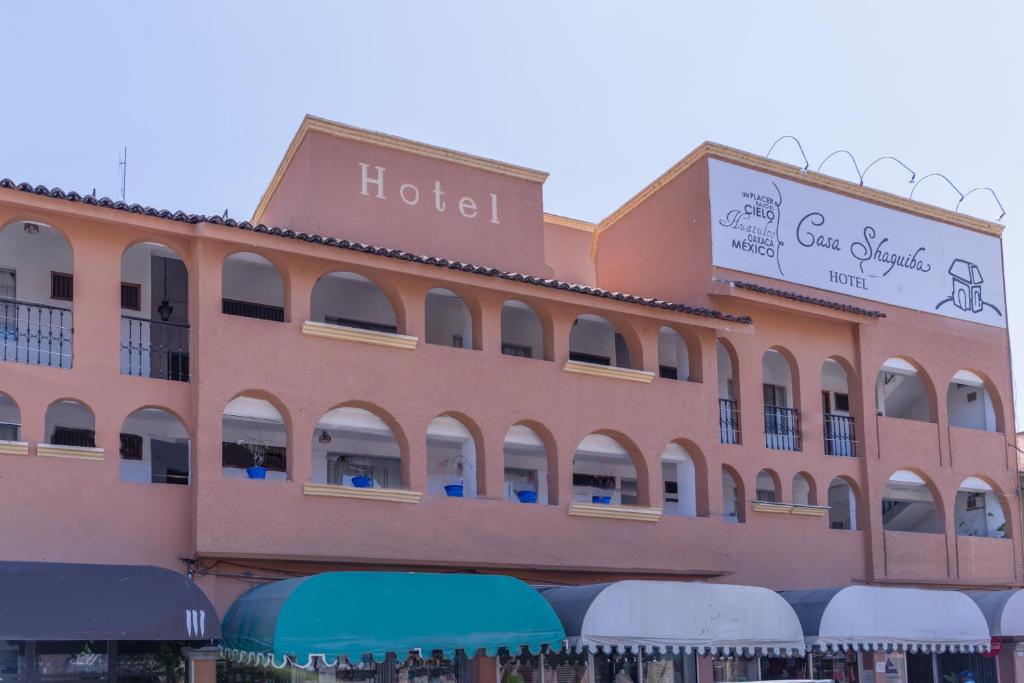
left=352, top=475, right=374, bottom=488
left=516, top=490, right=538, bottom=504
left=444, top=484, right=465, bottom=497
left=592, top=495, right=612, bottom=504
left=246, top=466, right=267, bottom=480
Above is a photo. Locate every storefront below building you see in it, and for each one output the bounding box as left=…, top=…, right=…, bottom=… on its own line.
left=0, top=640, right=190, bottom=681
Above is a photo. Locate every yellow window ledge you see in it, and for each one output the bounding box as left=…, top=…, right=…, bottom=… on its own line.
left=562, top=360, right=655, bottom=384
left=302, top=320, right=418, bottom=350
left=752, top=501, right=828, bottom=517
left=36, top=444, right=105, bottom=461
left=303, top=482, right=423, bottom=504
left=0, top=441, right=29, bottom=456
left=568, top=501, right=663, bottom=522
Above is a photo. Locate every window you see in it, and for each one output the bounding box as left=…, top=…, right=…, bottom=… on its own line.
left=756, top=488, right=777, bottom=503
left=659, top=365, right=678, bottom=380
left=328, top=453, right=401, bottom=488
left=51, top=427, right=95, bottom=448
left=569, top=351, right=611, bottom=366
left=222, top=298, right=284, bottom=322
left=119, top=433, right=143, bottom=460
left=451, top=334, right=464, bottom=348
left=221, top=442, right=287, bottom=471
left=50, top=272, right=73, bottom=301
left=572, top=473, right=615, bottom=490
left=763, top=383, right=787, bottom=407
left=966, top=492, right=985, bottom=511
left=324, top=315, right=397, bottom=334
left=501, top=342, right=533, bottom=358
left=120, top=282, right=141, bottom=310
left=834, top=392, right=850, bottom=412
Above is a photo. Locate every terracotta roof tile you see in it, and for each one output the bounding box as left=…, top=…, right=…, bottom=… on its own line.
left=722, top=279, right=886, bottom=318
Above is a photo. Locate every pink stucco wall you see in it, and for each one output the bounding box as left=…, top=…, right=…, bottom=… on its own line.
left=0, top=125, right=1018, bottom=621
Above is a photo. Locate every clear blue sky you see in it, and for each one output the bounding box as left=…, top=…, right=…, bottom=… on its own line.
left=3, top=1, right=1022, bottom=423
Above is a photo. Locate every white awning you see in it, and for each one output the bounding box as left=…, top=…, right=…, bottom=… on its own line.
left=783, top=586, right=991, bottom=653
left=539, top=581, right=805, bottom=655
left=969, top=590, right=1024, bottom=637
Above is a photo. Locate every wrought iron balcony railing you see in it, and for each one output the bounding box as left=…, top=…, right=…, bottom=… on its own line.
left=719, top=398, right=740, bottom=445
left=0, top=298, right=73, bottom=368
left=824, top=413, right=857, bottom=456
left=120, top=315, right=190, bottom=382
left=764, top=406, right=801, bottom=451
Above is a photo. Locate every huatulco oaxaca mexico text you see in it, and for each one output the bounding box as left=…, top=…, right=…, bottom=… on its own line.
left=0, top=114, right=1019, bottom=683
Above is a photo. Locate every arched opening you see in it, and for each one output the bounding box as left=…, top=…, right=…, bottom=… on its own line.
left=0, top=220, right=74, bottom=368
left=955, top=477, right=1007, bottom=538
left=792, top=472, right=816, bottom=506
left=658, top=327, right=690, bottom=381
left=425, top=288, right=473, bottom=349
left=221, top=252, right=285, bottom=322
left=572, top=433, right=640, bottom=505
left=883, top=470, right=942, bottom=533
left=503, top=423, right=551, bottom=504
left=947, top=371, right=1000, bottom=432
left=569, top=314, right=637, bottom=369
left=762, top=349, right=800, bottom=450
left=755, top=469, right=780, bottom=503
left=0, top=392, right=20, bottom=441
left=312, top=406, right=403, bottom=489
left=661, top=442, right=698, bottom=516
left=310, top=272, right=399, bottom=334
left=876, top=358, right=933, bottom=422
left=822, top=358, right=856, bottom=456
left=717, top=340, right=740, bottom=444
left=119, top=242, right=190, bottom=382
left=221, top=395, right=287, bottom=480
left=722, top=466, right=744, bottom=523
left=827, top=477, right=858, bottom=530
left=500, top=300, right=545, bottom=360
left=119, top=408, right=190, bottom=485
left=43, top=399, right=95, bottom=447
left=426, top=415, right=479, bottom=498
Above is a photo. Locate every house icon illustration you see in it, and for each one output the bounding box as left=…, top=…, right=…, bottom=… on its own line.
left=947, top=259, right=984, bottom=314
left=942, top=259, right=983, bottom=315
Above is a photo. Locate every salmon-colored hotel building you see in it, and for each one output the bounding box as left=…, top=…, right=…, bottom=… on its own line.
left=0, top=116, right=1020, bottom=683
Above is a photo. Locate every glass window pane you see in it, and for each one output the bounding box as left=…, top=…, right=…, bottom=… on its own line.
left=36, top=640, right=108, bottom=678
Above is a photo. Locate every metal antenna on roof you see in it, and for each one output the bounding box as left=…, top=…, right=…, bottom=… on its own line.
left=956, top=188, right=1006, bottom=222
left=765, top=136, right=809, bottom=171
left=117, top=146, right=127, bottom=202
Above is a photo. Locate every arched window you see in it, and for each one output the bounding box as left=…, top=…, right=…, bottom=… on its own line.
left=947, top=371, right=1000, bottom=432
left=119, top=408, right=190, bottom=485
left=426, top=415, right=479, bottom=498
left=573, top=433, right=639, bottom=505
left=500, top=300, right=545, bottom=360
left=956, top=477, right=1007, bottom=538
left=661, top=442, right=697, bottom=516
left=0, top=220, right=74, bottom=368
left=0, top=392, right=21, bottom=441
left=311, top=272, right=399, bottom=334
left=822, top=358, right=855, bottom=456
left=762, top=349, right=799, bottom=450
left=755, top=469, right=780, bottom=503
left=658, top=327, right=690, bottom=381
left=120, top=242, right=190, bottom=382
left=221, top=396, right=287, bottom=480
left=425, top=289, right=473, bottom=349
left=792, top=473, right=815, bottom=506
left=221, top=252, right=285, bottom=322
left=503, top=424, right=551, bottom=504
left=722, top=466, right=744, bottom=523
left=312, top=406, right=403, bottom=489
left=717, top=340, right=740, bottom=444
left=569, top=314, right=637, bottom=369
left=883, top=470, right=941, bottom=533
left=828, top=477, right=858, bottom=530
left=876, top=358, right=932, bottom=422
left=43, top=399, right=95, bottom=448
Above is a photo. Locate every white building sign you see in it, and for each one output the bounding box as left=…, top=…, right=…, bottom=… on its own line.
left=709, top=158, right=1006, bottom=328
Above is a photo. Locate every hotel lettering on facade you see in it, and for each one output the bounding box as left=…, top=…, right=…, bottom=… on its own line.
left=0, top=116, right=1020, bottom=683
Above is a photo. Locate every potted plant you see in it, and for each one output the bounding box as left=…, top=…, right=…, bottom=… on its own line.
left=347, top=462, right=375, bottom=488
left=440, top=452, right=472, bottom=497
left=241, top=439, right=267, bottom=479
left=516, top=490, right=538, bottom=504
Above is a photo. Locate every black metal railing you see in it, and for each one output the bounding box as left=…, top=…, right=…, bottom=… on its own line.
left=120, top=315, right=190, bottom=382
left=0, top=297, right=73, bottom=368
left=222, top=298, right=285, bottom=322
left=719, top=398, right=740, bottom=445
left=824, top=413, right=857, bottom=456
left=764, top=406, right=801, bottom=450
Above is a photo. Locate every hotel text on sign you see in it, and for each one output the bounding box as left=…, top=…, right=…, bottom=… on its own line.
left=708, top=159, right=1006, bottom=327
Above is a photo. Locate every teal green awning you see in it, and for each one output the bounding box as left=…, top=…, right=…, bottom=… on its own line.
left=221, top=571, right=566, bottom=668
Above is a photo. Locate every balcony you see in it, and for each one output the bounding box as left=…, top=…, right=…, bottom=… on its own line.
left=0, top=298, right=73, bottom=368
left=824, top=413, right=856, bottom=456
left=120, top=315, right=190, bottom=382
left=955, top=535, right=1014, bottom=582
left=764, top=406, right=800, bottom=451
left=719, top=398, right=740, bottom=445
left=883, top=530, right=948, bottom=580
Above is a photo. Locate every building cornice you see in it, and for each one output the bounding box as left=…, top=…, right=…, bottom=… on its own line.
left=252, top=115, right=549, bottom=224
left=544, top=213, right=596, bottom=233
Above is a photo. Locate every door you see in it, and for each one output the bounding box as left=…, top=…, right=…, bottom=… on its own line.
left=151, top=438, right=190, bottom=485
